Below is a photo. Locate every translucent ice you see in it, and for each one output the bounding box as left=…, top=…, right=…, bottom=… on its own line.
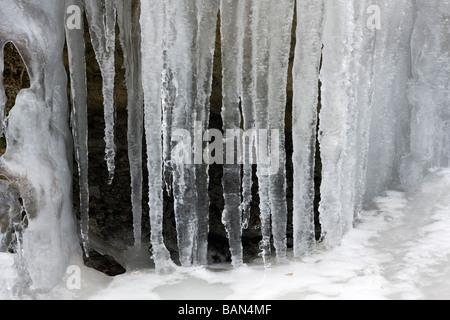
left=66, top=0, right=90, bottom=255
left=84, top=0, right=117, bottom=185
left=140, top=0, right=172, bottom=272
left=116, top=0, right=144, bottom=247
left=402, top=0, right=450, bottom=191
left=292, top=0, right=324, bottom=257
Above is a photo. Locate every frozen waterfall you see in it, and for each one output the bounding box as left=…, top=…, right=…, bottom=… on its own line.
left=0, top=0, right=448, bottom=294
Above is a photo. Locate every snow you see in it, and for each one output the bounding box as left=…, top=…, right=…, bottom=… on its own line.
left=0, top=168, right=448, bottom=300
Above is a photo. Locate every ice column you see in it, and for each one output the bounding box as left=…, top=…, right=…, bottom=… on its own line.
left=318, top=0, right=356, bottom=247
left=141, top=0, right=219, bottom=269
left=265, top=0, right=293, bottom=263
left=251, top=0, right=294, bottom=266
left=116, top=0, right=144, bottom=246
left=239, top=0, right=255, bottom=231
left=220, top=0, right=247, bottom=267
left=164, top=0, right=199, bottom=267
left=166, top=0, right=219, bottom=267
left=66, top=0, right=90, bottom=255
left=292, top=0, right=324, bottom=257
left=193, top=0, right=219, bottom=266
left=338, top=0, right=375, bottom=234
left=140, top=0, right=172, bottom=271
left=351, top=0, right=377, bottom=219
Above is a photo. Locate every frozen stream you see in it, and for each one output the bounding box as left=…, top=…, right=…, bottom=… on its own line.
left=1, top=168, right=449, bottom=300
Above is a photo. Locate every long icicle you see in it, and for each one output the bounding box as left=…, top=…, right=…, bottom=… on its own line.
left=292, top=0, right=324, bottom=258
left=84, top=0, right=117, bottom=185
left=239, top=0, right=255, bottom=231
left=165, top=0, right=198, bottom=267
left=116, top=0, right=144, bottom=247
left=266, top=0, right=294, bottom=262
left=318, top=0, right=356, bottom=247
left=353, top=0, right=377, bottom=221
left=193, top=0, right=219, bottom=266
left=140, top=0, right=172, bottom=272
left=251, top=0, right=272, bottom=268
left=220, top=0, right=246, bottom=267
left=66, top=0, right=90, bottom=256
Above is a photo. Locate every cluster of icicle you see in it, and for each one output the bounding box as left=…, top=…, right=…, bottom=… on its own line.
left=67, top=0, right=450, bottom=271
left=0, top=0, right=448, bottom=292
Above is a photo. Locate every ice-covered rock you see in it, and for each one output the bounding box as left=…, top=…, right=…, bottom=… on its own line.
left=0, top=0, right=79, bottom=292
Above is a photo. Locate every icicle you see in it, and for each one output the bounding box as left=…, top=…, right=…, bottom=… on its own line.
left=338, top=0, right=369, bottom=234
left=84, top=0, right=117, bottom=185
left=161, top=38, right=174, bottom=197
left=318, top=0, right=356, bottom=247
left=238, top=0, right=255, bottom=231
left=116, top=0, right=144, bottom=247
left=193, top=0, right=219, bottom=266
left=220, top=0, right=246, bottom=268
left=250, top=0, right=293, bottom=267
left=250, top=0, right=272, bottom=269
left=352, top=0, right=377, bottom=220
left=292, top=0, right=324, bottom=258
left=140, top=0, right=172, bottom=272
left=266, top=0, right=294, bottom=263
left=154, top=0, right=219, bottom=267
left=161, top=0, right=195, bottom=267
left=66, top=0, right=90, bottom=255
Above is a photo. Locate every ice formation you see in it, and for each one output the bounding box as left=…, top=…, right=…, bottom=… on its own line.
left=66, top=0, right=90, bottom=255
left=84, top=0, right=117, bottom=185
left=116, top=0, right=144, bottom=248
left=0, top=0, right=448, bottom=294
left=0, top=0, right=79, bottom=292
left=292, top=0, right=325, bottom=257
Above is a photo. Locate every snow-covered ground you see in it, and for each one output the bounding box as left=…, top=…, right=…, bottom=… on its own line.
left=1, top=168, right=450, bottom=300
